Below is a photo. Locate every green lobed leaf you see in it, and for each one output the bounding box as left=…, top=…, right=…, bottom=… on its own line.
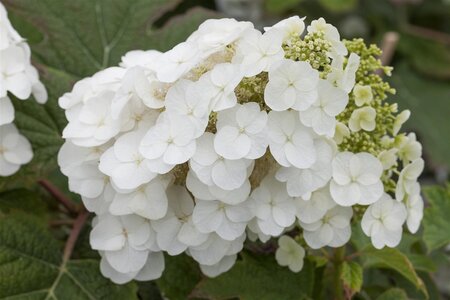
left=361, top=246, right=427, bottom=297
left=340, top=261, right=363, bottom=294
left=192, top=252, right=315, bottom=300
left=422, top=184, right=450, bottom=251
left=0, top=213, right=137, bottom=299
left=376, top=288, right=408, bottom=300
left=390, top=63, right=450, bottom=168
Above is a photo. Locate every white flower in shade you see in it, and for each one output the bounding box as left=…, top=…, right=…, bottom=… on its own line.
left=90, top=214, right=154, bottom=273
left=264, top=59, right=319, bottom=112
left=295, top=185, right=336, bottom=224
left=100, top=251, right=164, bottom=284
left=393, top=110, right=410, bottom=135
left=247, top=219, right=271, bottom=243
left=250, top=176, right=297, bottom=236
left=152, top=186, right=208, bottom=254
left=111, top=66, right=146, bottom=118
left=189, top=233, right=245, bottom=266
left=330, top=152, right=384, bottom=206
left=62, top=91, right=122, bottom=147
left=109, top=176, right=171, bottom=220
left=348, top=107, right=376, bottom=132
left=264, top=16, right=306, bottom=41
left=189, top=132, right=253, bottom=191
left=192, top=199, right=253, bottom=241
left=139, top=113, right=197, bottom=167
left=154, top=41, right=203, bottom=83
left=353, top=84, right=373, bottom=106
left=378, top=148, right=398, bottom=170
left=0, top=96, right=14, bottom=125
left=0, top=123, right=33, bottom=176
left=275, top=235, right=305, bottom=272
left=81, top=183, right=114, bottom=215
left=119, top=50, right=162, bottom=69
left=58, top=141, right=109, bottom=198
left=214, top=103, right=268, bottom=159
left=165, top=79, right=210, bottom=136
left=188, top=18, right=253, bottom=54
left=0, top=45, right=30, bottom=99
left=233, top=28, right=285, bottom=77
left=404, top=183, right=423, bottom=234
left=200, top=254, right=237, bottom=278
left=300, top=205, right=353, bottom=249
left=99, top=131, right=157, bottom=190
left=395, top=133, right=422, bottom=163
left=0, top=3, right=22, bottom=50
left=327, top=53, right=360, bottom=93
left=334, top=122, right=350, bottom=145
left=186, top=171, right=251, bottom=205
left=276, top=137, right=334, bottom=198
left=197, top=62, right=243, bottom=112
left=267, top=111, right=316, bottom=169
left=307, top=17, right=347, bottom=56
left=300, top=79, right=348, bottom=137
left=396, top=158, right=424, bottom=202
left=361, top=194, right=407, bottom=249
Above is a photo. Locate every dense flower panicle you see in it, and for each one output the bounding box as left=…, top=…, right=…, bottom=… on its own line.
left=58, top=16, right=424, bottom=283
left=0, top=3, right=47, bottom=176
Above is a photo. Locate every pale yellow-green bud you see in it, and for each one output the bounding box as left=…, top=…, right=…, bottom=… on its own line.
left=353, top=84, right=373, bottom=106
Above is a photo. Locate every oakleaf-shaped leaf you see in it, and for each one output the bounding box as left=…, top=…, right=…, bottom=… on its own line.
left=0, top=213, right=137, bottom=299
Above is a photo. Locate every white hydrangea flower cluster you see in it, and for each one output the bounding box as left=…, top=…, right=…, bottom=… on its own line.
left=58, top=16, right=424, bottom=282
left=0, top=3, right=47, bottom=176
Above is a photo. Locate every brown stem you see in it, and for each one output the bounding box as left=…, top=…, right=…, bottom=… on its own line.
left=63, top=210, right=89, bottom=262
left=345, top=251, right=362, bottom=261
left=49, top=219, right=75, bottom=227
left=377, top=31, right=399, bottom=74
left=405, top=24, right=450, bottom=45
left=38, top=179, right=79, bottom=214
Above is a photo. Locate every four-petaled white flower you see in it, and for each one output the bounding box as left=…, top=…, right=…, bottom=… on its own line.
left=140, top=113, right=197, bottom=168
left=348, top=107, right=376, bottom=132
left=275, top=235, right=306, bottom=272
left=300, top=205, right=353, bottom=249
left=300, top=79, right=348, bottom=137
left=265, top=59, right=319, bottom=112
left=361, top=194, right=407, bottom=249
left=214, top=103, right=268, bottom=159
left=264, top=16, right=306, bottom=42
left=330, top=152, right=384, bottom=206
left=307, top=17, right=347, bottom=56
left=268, top=111, right=316, bottom=169
left=396, top=158, right=424, bottom=202
left=233, top=29, right=285, bottom=77
left=249, top=176, right=297, bottom=236
left=0, top=123, right=33, bottom=176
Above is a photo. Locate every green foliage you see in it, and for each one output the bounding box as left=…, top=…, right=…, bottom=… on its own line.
left=265, top=0, right=303, bottom=14
left=422, top=184, right=450, bottom=251
left=376, top=288, right=408, bottom=300
left=193, top=252, right=315, bottom=300
left=156, top=254, right=202, bottom=300
left=361, top=246, right=427, bottom=296
left=0, top=213, right=138, bottom=299
left=390, top=63, right=450, bottom=167
left=318, top=0, right=358, bottom=13
left=0, top=188, right=48, bottom=219
left=398, top=33, right=450, bottom=80
left=341, top=261, right=363, bottom=294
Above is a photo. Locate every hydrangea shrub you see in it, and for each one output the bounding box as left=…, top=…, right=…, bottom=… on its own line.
left=57, top=16, right=425, bottom=283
